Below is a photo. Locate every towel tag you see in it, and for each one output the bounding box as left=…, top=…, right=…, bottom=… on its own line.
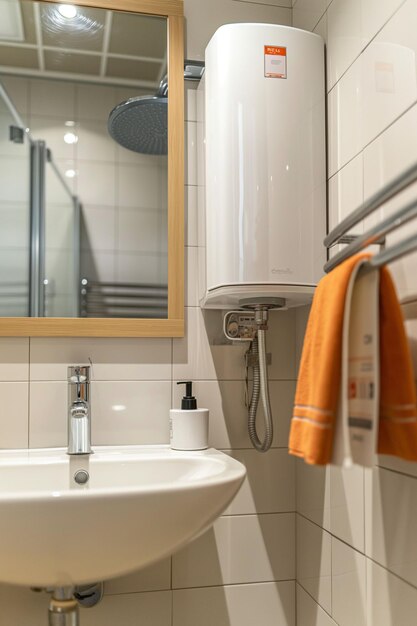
left=347, top=267, right=380, bottom=467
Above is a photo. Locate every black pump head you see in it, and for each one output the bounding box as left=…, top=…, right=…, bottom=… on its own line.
left=177, top=381, right=197, bottom=410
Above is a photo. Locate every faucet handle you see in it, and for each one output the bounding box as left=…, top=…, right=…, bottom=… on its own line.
left=68, top=365, right=90, bottom=384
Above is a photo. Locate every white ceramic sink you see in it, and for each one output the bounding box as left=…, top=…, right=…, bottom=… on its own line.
left=0, top=445, right=245, bottom=587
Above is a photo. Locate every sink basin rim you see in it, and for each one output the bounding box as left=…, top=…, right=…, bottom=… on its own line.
left=0, top=444, right=246, bottom=501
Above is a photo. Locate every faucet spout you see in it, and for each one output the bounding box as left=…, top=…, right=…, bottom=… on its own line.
left=68, top=366, right=91, bottom=455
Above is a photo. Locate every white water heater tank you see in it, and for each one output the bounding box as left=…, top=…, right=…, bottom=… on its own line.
left=198, top=23, right=326, bottom=309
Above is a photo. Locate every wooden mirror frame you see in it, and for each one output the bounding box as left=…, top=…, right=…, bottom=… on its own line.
left=0, top=0, right=184, bottom=337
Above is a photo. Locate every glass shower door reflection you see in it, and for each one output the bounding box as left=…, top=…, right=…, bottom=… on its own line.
left=0, top=88, right=31, bottom=316
left=44, top=158, right=80, bottom=317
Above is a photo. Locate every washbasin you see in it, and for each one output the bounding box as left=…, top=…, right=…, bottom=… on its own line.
left=0, top=445, right=246, bottom=587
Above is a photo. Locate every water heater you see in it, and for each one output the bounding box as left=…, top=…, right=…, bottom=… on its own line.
left=198, top=23, right=326, bottom=309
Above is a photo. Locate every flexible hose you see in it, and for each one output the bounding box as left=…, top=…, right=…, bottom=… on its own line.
left=248, top=330, right=274, bottom=452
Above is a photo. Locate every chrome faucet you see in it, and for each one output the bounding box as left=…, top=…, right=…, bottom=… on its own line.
left=68, top=366, right=91, bottom=455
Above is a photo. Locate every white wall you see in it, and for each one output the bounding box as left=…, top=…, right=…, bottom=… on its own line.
left=293, top=0, right=417, bottom=624
left=0, top=1, right=298, bottom=624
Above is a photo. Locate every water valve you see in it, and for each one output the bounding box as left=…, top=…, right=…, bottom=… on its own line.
left=223, top=311, right=258, bottom=341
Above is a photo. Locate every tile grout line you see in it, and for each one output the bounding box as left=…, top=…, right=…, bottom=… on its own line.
left=296, top=510, right=417, bottom=594
left=234, top=0, right=292, bottom=8
left=105, top=578, right=297, bottom=597
left=326, top=0, right=408, bottom=96
left=328, top=97, right=417, bottom=181
left=296, top=581, right=337, bottom=624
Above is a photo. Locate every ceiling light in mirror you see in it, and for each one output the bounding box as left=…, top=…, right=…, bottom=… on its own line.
left=57, top=4, right=77, bottom=19
left=63, top=131, right=78, bottom=144
left=42, top=3, right=103, bottom=38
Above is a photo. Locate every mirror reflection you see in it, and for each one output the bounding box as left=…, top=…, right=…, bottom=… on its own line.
left=0, top=1, right=168, bottom=318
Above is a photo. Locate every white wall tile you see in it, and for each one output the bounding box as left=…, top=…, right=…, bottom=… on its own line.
left=330, top=464, right=365, bottom=552
left=266, top=310, right=296, bottom=379
left=328, top=152, right=364, bottom=234
left=186, top=246, right=199, bottom=306
left=105, top=557, right=171, bottom=595
left=172, top=513, right=295, bottom=588
left=327, top=61, right=363, bottom=176
left=173, top=379, right=295, bottom=450
left=118, top=208, right=160, bottom=253
left=81, top=205, right=116, bottom=252
left=223, top=449, right=295, bottom=515
left=117, top=163, right=160, bottom=209
left=327, top=0, right=362, bottom=89
left=365, top=466, right=417, bottom=588
left=30, top=79, right=75, bottom=118
left=185, top=185, right=198, bottom=246
left=378, top=451, right=417, bottom=479
left=0, top=382, right=28, bottom=448
left=295, top=304, right=310, bottom=373
left=363, top=103, right=417, bottom=301
left=77, top=119, right=116, bottom=162
left=331, top=538, right=366, bottom=626
left=185, top=84, right=198, bottom=122
left=29, top=337, right=172, bottom=381
left=367, top=558, right=417, bottom=626
left=0, top=338, right=29, bottom=381
left=0, top=156, right=31, bottom=202
left=173, top=581, right=295, bottom=626
left=0, top=584, right=47, bottom=626
left=361, top=5, right=417, bottom=148
left=29, top=380, right=171, bottom=448
left=293, top=0, right=327, bottom=33
left=184, top=0, right=291, bottom=60
left=92, top=381, right=171, bottom=445
left=81, top=591, right=172, bottom=626
left=0, top=76, right=29, bottom=118
left=117, top=252, right=165, bottom=285
left=297, top=515, right=332, bottom=613
left=297, top=584, right=337, bottom=626
left=296, top=460, right=331, bottom=530
left=77, top=161, right=115, bottom=207
left=363, top=103, right=417, bottom=205
left=29, top=381, right=66, bottom=448
left=75, top=83, right=117, bottom=122
left=185, top=121, right=197, bottom=185
left=52, top=158, right=76, bottom=194
left=361, top=0, right=407, bottom=45
left=29, top=116, right=76, bottom=160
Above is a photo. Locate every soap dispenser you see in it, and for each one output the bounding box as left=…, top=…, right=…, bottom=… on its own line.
left=170, top=381, right=209, bottom=450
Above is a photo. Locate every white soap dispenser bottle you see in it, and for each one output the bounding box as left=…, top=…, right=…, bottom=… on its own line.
left=170, top=381, right=209, bottom=450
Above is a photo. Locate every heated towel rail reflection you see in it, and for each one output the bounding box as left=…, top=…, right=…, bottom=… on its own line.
left=324, top=160, right=417, bottom=273
left=80, top=280, right=168, bottom=318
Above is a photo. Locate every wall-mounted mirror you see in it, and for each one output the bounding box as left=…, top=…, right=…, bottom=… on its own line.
left=0, top=0, right=184, bottom=337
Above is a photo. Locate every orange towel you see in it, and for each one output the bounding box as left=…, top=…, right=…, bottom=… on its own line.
left=289, top=253, right=417, bottom=465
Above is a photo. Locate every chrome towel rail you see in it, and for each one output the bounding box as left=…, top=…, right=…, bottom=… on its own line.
left=80, top=280, right=168, bottom=318
left=324, top=160, right=417, bottom=273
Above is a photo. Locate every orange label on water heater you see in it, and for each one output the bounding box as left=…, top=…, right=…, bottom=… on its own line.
left=264, top=45, right=287, bottom=79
